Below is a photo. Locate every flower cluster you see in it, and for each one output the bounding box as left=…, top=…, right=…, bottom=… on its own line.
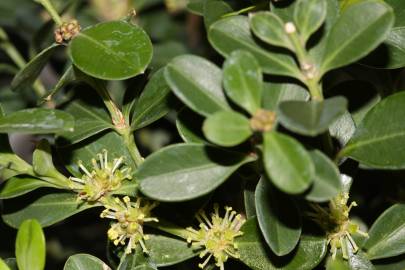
left=101, top=196, right=159, bottom=254
left=54, top=20, right=81, bottom=43
left=69, top=150, right=132, bottom=202
left=250, top=109, right=276, bottom=132
left=186, top=204, right=246, bottom=270
left=308, top=192, right=368, bottom=260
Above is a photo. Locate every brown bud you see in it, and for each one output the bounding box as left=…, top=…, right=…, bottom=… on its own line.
left=54, top=20, right=81, bottom=44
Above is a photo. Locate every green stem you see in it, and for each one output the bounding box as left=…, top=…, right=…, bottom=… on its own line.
left=122, top=129, right=144, bottom=168
left=306, top=78, right=324, bottom=101
left=287, top=26, right=323, bottom=100
left=35, top=0, right=63, bottom=26
left=288, top=25, right=336, bottom=156
left=91, top=80, right=144, bottom=168
left=92, top=80, right=125, bottom=127
left=289, top=30, right=308, bottom=67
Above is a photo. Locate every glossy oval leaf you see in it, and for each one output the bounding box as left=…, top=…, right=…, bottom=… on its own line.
left=249, top=11, right=294, bottom=51
left=364, top=204, right=405, bottom=260
left=237, top=218, right=327, bottom=270
left=132, top=68, right=172, bottom=130
left=329, top=112, right=356, bottom=147
left=15, top=219, right=45, bottom=270
left=262, top=82, right=309, bottom=111
left=2, top=192, right=99, bottom=228
left=164, top=55, right=229, bottom=117
left=145, top=234, right=199, bottom=266
left=362, top=0, right=405, bottom=69
left=341, top=92, right=405, bottom=169
left=11, top=44, right=61, bottom=91
left=305, top=150, right=341, bottom=202
left=277, top=96, right=348, bottom=136
left=0, top=176, right=55, bottom=199
left=64, top=254, right=111, bottom=270
left=59, top=101, right=113, bottom=145
left=138, top=143, right=254, bottom=202
left=202, top=111, right=252, bottom=146
left=255, top=177, right=302, bottom=256
left=223, top=50, right=262, bottom=114
left=294, top=0, right=327, bottom=43
left=208, top=16, right=302, bottom=79
left=203, top=0, right=233, bottom=28
left=69, top=20, right=153, bottom=80
left=176, top=108, right=206, bottom=144
left=263, top=132, right=314, bottom=194
left=0, top=108, right=74, bottom=134
left=320, top=0, right=394, bottom=74
left=374, top=254, right=405, bottom=270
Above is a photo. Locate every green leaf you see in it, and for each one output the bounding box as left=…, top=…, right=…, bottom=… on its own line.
left=237, top=218, right=327, bottom=270
left=329, top=112, right=356, bottom=147
left=348, top=250, right=374, bottom=270
left=203, top=0, right=233, bottom=28
left=341, top=92, right=405, bottom=169
left=145, top=234, right=199, bottom=266
left=308, top=0, right=340, bottom=67
left=69, top=20, right=153, bottom=80
left=0, top=176, right=55, bottom=199
left=117, top=252, right=156, bottom=270
left=187, top=0, right=204, bottom=15
left=249, top=11, right=294, bottom=51
left=208, top=16, right=303, bottom=79
left=132, top=68, right=172, bottom=130
left=364, top=204, right=405, bottom=260
left=294, top=0, right=327, bottom=43
left=176, top=108, right=206, bottom=144
left=374, top=254, right=405, bottom=270
left=0, top=108, right=74, bottom=134
left=2, top=192, right=98, bottom=228
left=11, top=43, right=61, bottom=91
left=60, top=101, right=113, bottom=145
left=305, top=150, right=341, bottom=202
left=223, top=50, right=262, bottom=114
left=138, top=143, right=254, bottom=202
left=40, top=66, right=76, bottom=104
left=0, top=259, right=11, bottom=270
left=362, top=0, right=405, bottom=69
left=203, top=111, right=252, bottom=146
left=263, top=132, right=314, bottom=194
left=32, top=139, right=69, bottom=187
left=262, top=82, right=309, bottom=111
left=165, top=55, right=229, bottom=117
left=277, top=96, right=348, bottom=136
left=0, top=151, right=34, bottom=181
left=15, top=219, right=45, bottom=270
left=320, top=0, right=394, bottom=74
left=255, top=177, right=302, bottom=256
left=64, top=254, right=111, bottom=270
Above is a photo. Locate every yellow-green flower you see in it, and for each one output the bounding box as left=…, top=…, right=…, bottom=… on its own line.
left=100, top=196, right=158, bottom=254
left=308, top=192, right=368, bottom=260
left=186, top=204, right=246, bottom=270
left=69, top=150, right=132, bottom=201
